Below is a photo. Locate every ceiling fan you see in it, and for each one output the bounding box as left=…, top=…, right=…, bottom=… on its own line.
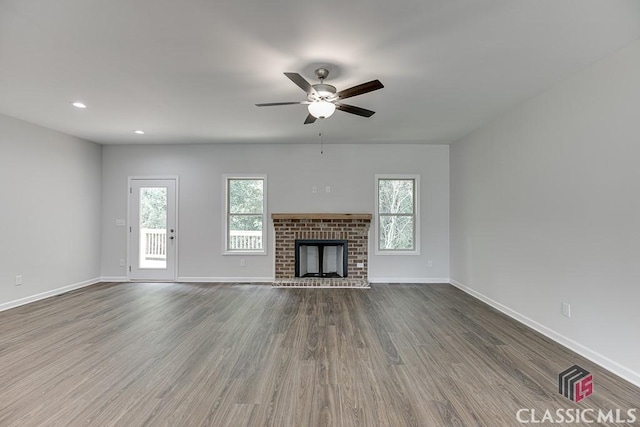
left=255, top=68, right=384, bottom=124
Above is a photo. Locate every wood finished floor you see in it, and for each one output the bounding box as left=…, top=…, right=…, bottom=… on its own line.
left=0, top=283, right=638, bottom=426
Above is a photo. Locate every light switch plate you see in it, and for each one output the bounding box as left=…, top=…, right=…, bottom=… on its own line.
left=562, top=302, right=571, bottom=318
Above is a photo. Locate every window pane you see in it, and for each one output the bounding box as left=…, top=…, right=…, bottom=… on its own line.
left=378, top=179, right=414, bottom=214
left=229, top=214, right=263, bottom=250
left=227, top=177, right=265, bottom=252
left=229, top=214, right=263, bottom=232
left=379, top=215, right=414, bottom=250
left=229, top=179, right=263, bottom=214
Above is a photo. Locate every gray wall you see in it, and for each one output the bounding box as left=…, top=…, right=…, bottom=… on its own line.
left=0, top=114, right=102, bottom=308
left=450, top=40, right=640, bottom=385
left=101, top=143, right=449, bottom=282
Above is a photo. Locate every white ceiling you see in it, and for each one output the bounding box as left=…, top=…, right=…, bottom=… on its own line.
left=1, top=0, right=639, bottom=145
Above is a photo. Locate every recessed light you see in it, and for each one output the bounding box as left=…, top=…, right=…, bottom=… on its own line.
left=71, top=101, right=87, bottom=109
left=134, top=130, right=145, bottom=135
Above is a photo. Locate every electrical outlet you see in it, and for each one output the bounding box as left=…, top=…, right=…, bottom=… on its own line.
left=562, top=302, right=571, bottom=318
left=325, top=186, right=331, bottom=193
left=427, top=260, right=433, bottom=268
left=312, top=186, right=317, bottom=193
left=119, top=259, right=125, bottom=267
left=357, top=262, right=364, bottom=268
left=240, top=259, right=246, bottom=267
left=15, top=275, right=22, bottom=286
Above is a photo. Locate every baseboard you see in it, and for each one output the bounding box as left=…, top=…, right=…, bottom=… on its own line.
left=368, top=277, right=450, bottom=284
left=109, top=276, right=449, bottom=285
left=449, top=279, right=640, bottom=388
left=177, top=276, right=274, bottom=283
left=0, top=277, right=101, bottom=313
left=100, top=276, right=128, bottom=282
left=100, top=276, right=277, bottom=284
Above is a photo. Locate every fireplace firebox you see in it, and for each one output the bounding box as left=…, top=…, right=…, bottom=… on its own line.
left=295, top=239, right=348, bottom=278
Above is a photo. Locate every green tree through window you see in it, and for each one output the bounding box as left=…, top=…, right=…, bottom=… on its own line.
left=140, top=187, right=167, bottom=229
left=227, top=178, right=265, bottom=251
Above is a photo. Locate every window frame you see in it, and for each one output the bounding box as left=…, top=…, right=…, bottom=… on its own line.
left=223, top=174, right=267, bottom=255
left=374, top=174, right=420, bottom=255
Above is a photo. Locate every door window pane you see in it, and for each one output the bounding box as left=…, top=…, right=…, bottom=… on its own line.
left=139, top=187, right=167, bottom=269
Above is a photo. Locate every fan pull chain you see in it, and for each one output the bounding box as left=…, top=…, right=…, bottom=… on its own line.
left=319, top=119, right=325, bottom=154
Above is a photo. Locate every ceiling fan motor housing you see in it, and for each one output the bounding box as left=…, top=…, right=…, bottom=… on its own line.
left=310, top=83, right=337, bottom=101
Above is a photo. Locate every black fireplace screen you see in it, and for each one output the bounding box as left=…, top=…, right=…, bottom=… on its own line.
left=295, top=239, right=348, bottom=278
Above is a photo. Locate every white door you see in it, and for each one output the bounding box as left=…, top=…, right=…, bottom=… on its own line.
left=129, top=178, right=177, bottom=281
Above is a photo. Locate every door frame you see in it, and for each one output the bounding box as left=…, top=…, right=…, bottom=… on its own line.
left=127, top=176, right=179, bottom=281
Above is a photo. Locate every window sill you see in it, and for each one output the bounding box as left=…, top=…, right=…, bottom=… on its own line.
left=223, top=250, right=267, bottom=256
left=374, top=249, right=421, bottom=256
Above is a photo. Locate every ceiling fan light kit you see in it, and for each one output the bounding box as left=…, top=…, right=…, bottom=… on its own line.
left=256, top=67, right=383, bottom=124
left=308, top=100, right=336, bottom=119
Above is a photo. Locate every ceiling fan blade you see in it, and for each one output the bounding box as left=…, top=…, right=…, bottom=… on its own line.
left=284, top=72, right=318, bottom=96
left=304, top=113, right=317, bottom=124
left=336, top=80, right=384, bottom=100
left=335, top=103, right=376, bottom=118
left=255, top=101, right=308, bottom=107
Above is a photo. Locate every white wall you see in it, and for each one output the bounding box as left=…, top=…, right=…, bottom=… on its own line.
left=451, top=40, right=640, bottom=385
left=101, top=143, right=449, bottom=282
left=0, top=114, right=102, bottom=309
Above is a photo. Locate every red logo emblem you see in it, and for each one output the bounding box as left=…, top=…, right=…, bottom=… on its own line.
left=559, top=365, right=593, bottom=402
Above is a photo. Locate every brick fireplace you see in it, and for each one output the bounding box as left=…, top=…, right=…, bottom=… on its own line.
left=272, top=213, right=372, bottom=281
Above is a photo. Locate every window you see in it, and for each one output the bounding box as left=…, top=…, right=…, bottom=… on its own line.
left=375, top=175, right=420, bottom=254
left=225, top=176, right=266, bottom=254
